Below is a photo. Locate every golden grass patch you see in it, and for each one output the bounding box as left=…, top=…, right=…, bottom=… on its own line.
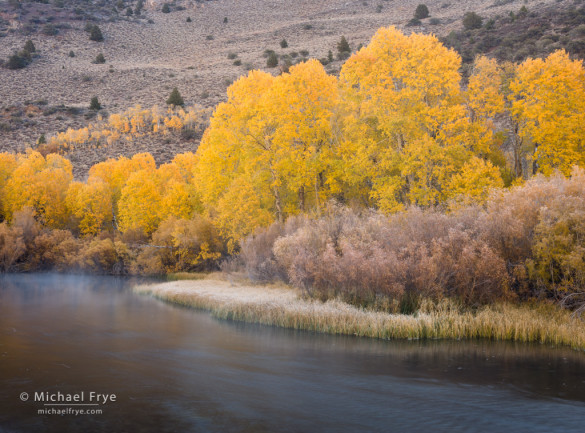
left=135, top=279, right=585, bottom=350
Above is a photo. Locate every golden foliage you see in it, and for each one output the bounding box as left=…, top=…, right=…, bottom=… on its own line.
left=4, top=151, right=73, bottom=228
left=43, top=104, right=210, bottom=153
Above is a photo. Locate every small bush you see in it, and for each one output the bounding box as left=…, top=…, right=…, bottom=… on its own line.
left=266, top=51, right=278, bottom=68
left=93, top=53, right=106, bottom=64
left=166, top=87, right=184, bottom=106
left=162, top=3, right=170, bottom=13
left=280, top=38, right=288, bottom=48
left=42, top=24, right=58, bottom=36
left=89, top=25, right=104, bottom=42
left=227, top=52, right=237, bottom=59
left=89, top=96, right=101, bottom=110
left=68, top=50, right=75, bottom=57
left=5, top=52, right=30, bottom=70
left=337, top=35, right=350, bottom=53
left=23, top=40, right=36, bottom=54
left=414, top=4, right=429, bottom=19
left=463, top=12, right=483, bottom=30
left=406, top=18, right=422, bottom=27
left=233, top=59, right=241, bottom=66
left=186, top=17, right=192, bottom=22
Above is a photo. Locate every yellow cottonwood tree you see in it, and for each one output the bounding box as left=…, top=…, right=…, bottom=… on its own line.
left=446, top=156, right=504, bottom=205
left=338, top=26, right=501, bottom=211
left=195, top=69, right=276, bottom=218
left=4, top=151, right=73, bottom=228
left=117, top=162, right=199, bottom=235
left=467, top=56, right=506, bottom=122
left=0, top=153, right=17, bottom=221
left=195, top=61, right=339, bottom=242
left=88, top=153, right=157, bottom=227
left=66, top=179, right=113, bottom=236
left=509, top=50, right=585, bottom=176
left=118, top=169, right=162, bottom=234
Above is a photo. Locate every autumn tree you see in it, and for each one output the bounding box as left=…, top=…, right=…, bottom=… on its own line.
left=194, top=60, right=339, bottom=246
left=88, top=153, right=157, bottom=229
left=117, top=159, right=199, bottom=235
left=338, top=26, right=502, bottom=211
left=509, top=50, right=585, bottom=176
left=66, top=179, right=113, bottom=236
left=0, top=153, right=17, bottom=222
left=3, top=151, right=73, bottom=228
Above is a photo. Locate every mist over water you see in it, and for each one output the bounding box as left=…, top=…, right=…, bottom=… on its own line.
left=1, top=273, right=585, bottom=432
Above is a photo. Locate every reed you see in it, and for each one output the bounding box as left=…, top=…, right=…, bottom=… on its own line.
left=134, top=280, right=585, bottom=351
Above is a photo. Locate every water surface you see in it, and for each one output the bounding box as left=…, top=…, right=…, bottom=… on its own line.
left=1, top=273, right=585, bottom=432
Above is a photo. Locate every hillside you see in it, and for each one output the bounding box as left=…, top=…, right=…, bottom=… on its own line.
left=0, top=0, right=575, bottom=176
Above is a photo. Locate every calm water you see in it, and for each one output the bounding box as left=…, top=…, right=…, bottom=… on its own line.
left=1, top=274, right=585, bottom=433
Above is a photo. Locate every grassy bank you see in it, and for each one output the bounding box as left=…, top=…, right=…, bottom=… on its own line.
left=134, top=278, right=585, bottom=351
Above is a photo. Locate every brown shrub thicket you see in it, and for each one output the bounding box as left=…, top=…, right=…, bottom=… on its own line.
left=243, top=170, right=585, bottom=307
left=0, top=223, right=25, bottom=271
left=239, top=215, right=306, bottom=282
left=271, top=205, right=508, bottom=306
left=0, top=212, right=225, bottom=276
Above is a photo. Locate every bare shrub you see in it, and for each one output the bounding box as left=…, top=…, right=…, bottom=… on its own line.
left=261, top=204, right=508, bottom=306
left=0, top=223, right=25, bottom=271
left=239, top=215, right=306, bottom=282
left=11, top=207, right=40, bottom=244
left=28, top=229, right=80, bottom=271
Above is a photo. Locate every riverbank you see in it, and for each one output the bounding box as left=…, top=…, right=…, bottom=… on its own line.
left=134, top=278, right=585, bottom=350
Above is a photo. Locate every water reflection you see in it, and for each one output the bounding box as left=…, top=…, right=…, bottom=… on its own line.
left=1, top=273, right=585, bottom=433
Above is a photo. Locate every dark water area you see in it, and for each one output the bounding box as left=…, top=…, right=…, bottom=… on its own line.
left=1, top=273, right=585, bottom=433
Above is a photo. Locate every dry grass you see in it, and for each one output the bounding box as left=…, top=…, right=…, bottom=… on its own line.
left=135, top=279, right=585, bottom=350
